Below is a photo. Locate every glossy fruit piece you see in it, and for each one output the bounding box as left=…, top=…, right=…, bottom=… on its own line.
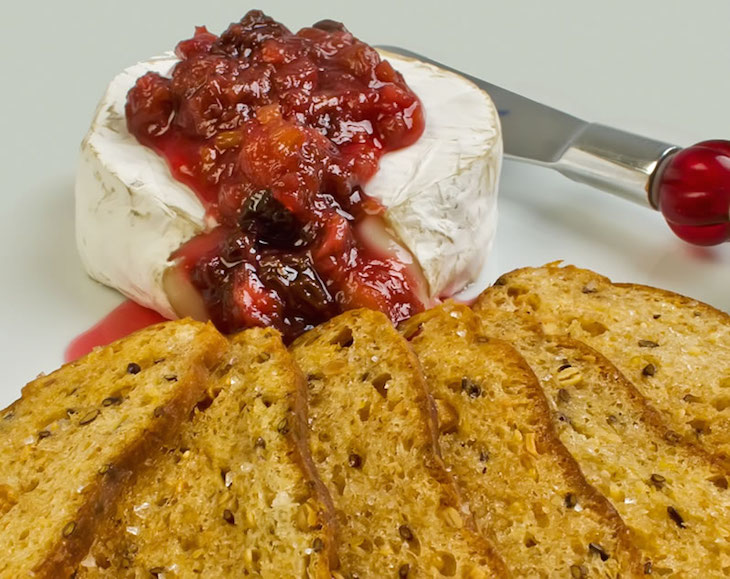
left=654, top=140, right=730, bottom=245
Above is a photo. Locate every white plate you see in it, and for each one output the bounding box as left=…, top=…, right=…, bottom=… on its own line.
left=2, top=1, right=730, bottom=408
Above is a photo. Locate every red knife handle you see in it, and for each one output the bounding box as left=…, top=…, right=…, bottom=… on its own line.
left=651, top=140, right=730, bottom=246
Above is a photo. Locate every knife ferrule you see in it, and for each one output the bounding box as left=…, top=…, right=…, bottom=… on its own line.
left=545, top=123, right=679, bottom=208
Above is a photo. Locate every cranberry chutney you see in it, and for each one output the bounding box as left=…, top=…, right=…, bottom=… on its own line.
left=126, top=11, right=428, bottom=340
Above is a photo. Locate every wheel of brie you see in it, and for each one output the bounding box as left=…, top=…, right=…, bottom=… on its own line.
left=75, top=11, right=502, bottom=340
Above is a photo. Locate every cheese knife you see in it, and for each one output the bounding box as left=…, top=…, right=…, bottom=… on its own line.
left=380, top=46, right=730, bottom=247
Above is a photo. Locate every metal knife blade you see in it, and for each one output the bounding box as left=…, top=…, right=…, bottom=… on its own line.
left=378, top=45, right=587, bottom=164
left=378, top=45, right=678, bottom=208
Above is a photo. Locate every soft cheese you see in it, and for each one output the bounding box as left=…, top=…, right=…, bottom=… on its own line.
left=76, top=50, right=501, bottom=317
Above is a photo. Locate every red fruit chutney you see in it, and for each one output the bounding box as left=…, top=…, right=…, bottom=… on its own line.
left=126, top=11, right=427, bottom=341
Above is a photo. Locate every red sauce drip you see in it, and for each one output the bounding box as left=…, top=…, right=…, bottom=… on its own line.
left=125, top=11, right=427, bottom=341
left=65, top=301, right=167, bottom=362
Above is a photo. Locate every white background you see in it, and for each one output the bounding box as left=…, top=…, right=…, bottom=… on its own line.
left=1, top=0, right=730, bottom=406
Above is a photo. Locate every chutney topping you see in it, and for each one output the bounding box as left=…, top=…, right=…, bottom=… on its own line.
left=126, top=10, right=427, bottom=340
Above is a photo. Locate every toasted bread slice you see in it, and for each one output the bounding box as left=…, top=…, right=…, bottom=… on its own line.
left=476, top=303, right=730, bottom=574
left=400, top=302, right=641, bottom=577
left=0, top=319, right=227, bottom=578
left=79, top=327, right=336, bottom=578
left=475, top=263, right=730, bottom=466
left=290, top=309, right=508, bottom=578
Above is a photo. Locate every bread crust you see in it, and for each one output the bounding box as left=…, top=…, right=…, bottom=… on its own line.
left=553, top=334, right=730, bottom=475
left=37, top=360, right=216, bottom=577
left=291, top=309, right=509, bottom=577
left=0, top=320, right=228, bottom=578
left=285, top=338, right=339, bottom=576
left=77, top=327, right=335, bottom=578
left=402, top=303, right=642, bottom=576
left=476, top=276, right=730, bottom=573
left=482, top=262, right=730, bottom=468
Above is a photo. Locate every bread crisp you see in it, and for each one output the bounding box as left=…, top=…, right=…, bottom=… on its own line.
left=78, top=327, right=336, bottom=578
left=476, top=294, right=730, bottom=574
left=290, top=309, right=509, bottom=578
left=0, top=319, right=227, bottom=578
left=400, top=302, right=641, bottom=577
left=476, top=263, right=730, bottom=467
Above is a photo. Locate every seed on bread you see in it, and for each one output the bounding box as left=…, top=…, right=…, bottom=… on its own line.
left=649, top=474, right=666, bottom=489
left=398, top=524, right=414, bottom=541
left=276, top=417, right=289, bottom=435
left=667, top=506, right=686, bottom=529
left=102, top=396, right=122, bottom=407
left=62, top=521, right=77, bottom=538
left=588, top=542, right=610, bottom=561
left=78, top=409, right=100, bottom=425
left=461, top=377, right=482, bottom=398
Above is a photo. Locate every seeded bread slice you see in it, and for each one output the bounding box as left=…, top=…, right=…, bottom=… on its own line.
left=400, top=302, right=641, bottom=577
left=476, top=303, right=730, bottom=574
left=0, top=319, right=227, bottom=578
left=475, top=263, right=730, bottom=466
left=78, top=327, right=336, bottom=578
left=290, top=309, right=509, bottom=578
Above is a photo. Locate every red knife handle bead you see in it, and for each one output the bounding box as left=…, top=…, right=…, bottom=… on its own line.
left=653, top=140, right=730, bottom=246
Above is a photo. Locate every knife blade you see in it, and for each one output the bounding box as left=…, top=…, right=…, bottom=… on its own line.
left=378, top=45, right=588, bottom=164
left=378, top=45, right=678, bottom=209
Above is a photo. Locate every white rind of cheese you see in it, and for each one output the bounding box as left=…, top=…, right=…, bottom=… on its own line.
left=75, top=50, right=502, bottom=317
left=370, top=49, right=501, bottom=298
left=76, top=54, right=206, bottom=318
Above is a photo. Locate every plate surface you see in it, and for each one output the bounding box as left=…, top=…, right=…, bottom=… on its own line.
left=2, top=0, right=730, bottom=408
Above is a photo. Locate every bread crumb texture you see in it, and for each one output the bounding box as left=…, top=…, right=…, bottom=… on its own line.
left=5, top=262, right=730, bottom=576
left=78, top=327, right=335, bottom=578
left=478, top=264, right=730, bottom=574
left=291, top=309, right=508, bottom=578
left=401, top=302, right=641, bottom=577
left=0, top=319, right=227, bottom=577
